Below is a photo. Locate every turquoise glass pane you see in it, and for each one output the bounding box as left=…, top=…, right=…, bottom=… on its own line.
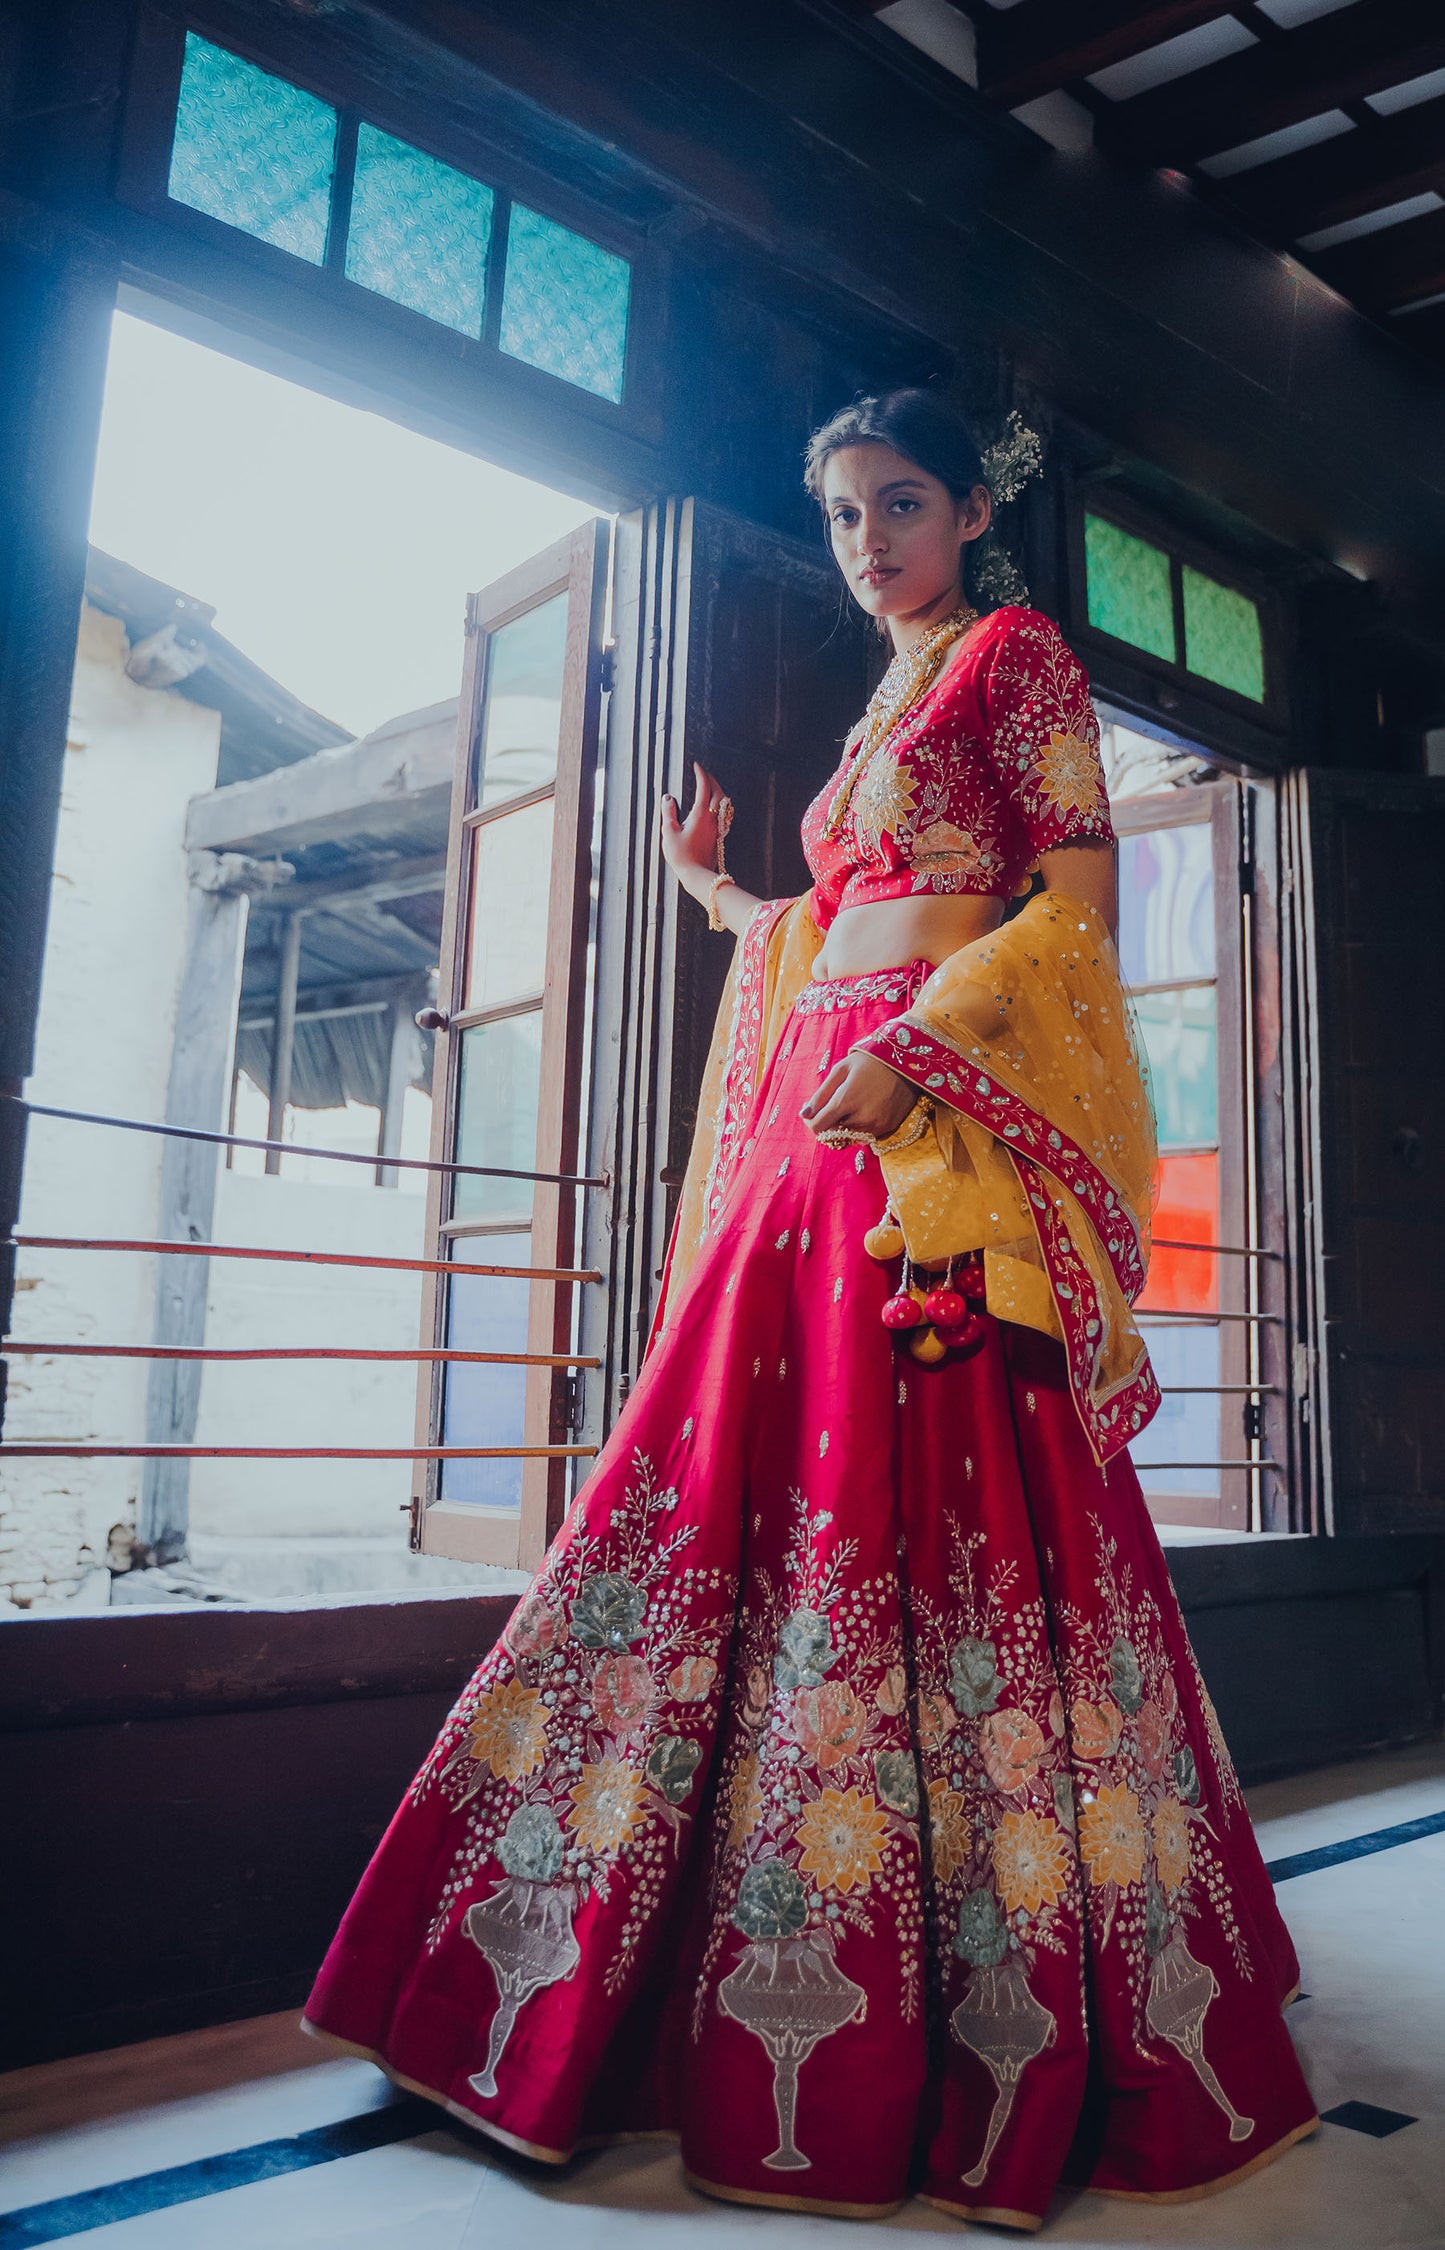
left=451, top=1012, right=542, bottom=1223
left=478, top=591, right=569, bottom=806
left=1118, top=823, right=1215, bottom=985
left=1085, top=514, right=1176, bottom=663
left=499, top=204, right=630, bottom=402
left=168, top=33, right=335, bottom=263
left=1183, top=566, right=1265, bottom=701
left=439, top=1231, right=529, bottom=1509
left=344, top=123, right=494, bottom=337
left=1132, top=1321, right=1220, bottom=1499
left=1133, top=986, right=1217, bottom=1149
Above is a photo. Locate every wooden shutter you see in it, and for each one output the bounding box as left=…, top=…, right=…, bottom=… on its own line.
left=413, top=520, right=609, bottom=1572
left=1288, top=768, right=1445, bottom=1535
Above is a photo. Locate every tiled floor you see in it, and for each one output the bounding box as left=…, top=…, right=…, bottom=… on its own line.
left=4, top=1741, right=1443, bottom=2248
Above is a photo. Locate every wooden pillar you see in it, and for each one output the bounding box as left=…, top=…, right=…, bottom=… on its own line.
left=137, top=854, right=280, bottom=1562
left=375, top=1000, right=418, bottom=1188
left=264, top=911, right=302, bottom=1174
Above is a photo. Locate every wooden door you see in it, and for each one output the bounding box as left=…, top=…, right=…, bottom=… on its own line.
left=413, top=519, right=609, bottom=1572
left=1289, top=768, right=1445, bottom=1535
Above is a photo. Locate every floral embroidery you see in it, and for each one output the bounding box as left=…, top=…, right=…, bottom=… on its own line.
left=568, top=1753, right=648, bottom=1857
left=796, top=1787, right=889, bottom=1893
left=1079, top=1782, right=1148, bottom=1890
left=1035, top=729, right=1106, bottom=822
left=979, top=1707, right=1047, bottom=1794
left=458, top=1678, right=549, bottom=1786
left=591, top=1652, right=653, bottom=1737
left=927, top=1780, right=974, bottom=1881
left=992, top=1809, right=1070, bottom=1916
left=1153, top=1794, right=1192, bottom=1893
left=794, top=1680, right=868, bottom=1769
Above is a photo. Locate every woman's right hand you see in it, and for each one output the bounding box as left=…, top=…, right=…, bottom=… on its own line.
left=660, top=761, right=726, bottom=901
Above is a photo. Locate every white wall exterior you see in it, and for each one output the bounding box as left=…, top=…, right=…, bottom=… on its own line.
left=0, top=604, right=223, bottom=1609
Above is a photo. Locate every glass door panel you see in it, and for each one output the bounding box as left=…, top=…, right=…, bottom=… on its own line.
left=439, top=1233, right=530, bottom=1510
left=450, top=1013, right=543, bottom=1225
left=477, top=591, right=569, bottom=806
left=1133, top=986, right=1218, bottom=1148
left=1117, top=824, right=1215, bottom=983
left=466, top=797, right=554, bottom=1009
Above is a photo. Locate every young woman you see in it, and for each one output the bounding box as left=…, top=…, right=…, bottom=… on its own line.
left=305, top=390, right=1316, bottom=2231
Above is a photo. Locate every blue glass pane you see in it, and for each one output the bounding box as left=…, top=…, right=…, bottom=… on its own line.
left=169, top=33, right=335, bottom=263
left=439, top=1232, right=529, bottom=1508
left=345, top=123, right=494, bottom=337
left=451, top=1012, right=542, bottom=1223
left=1131, top=1321, right=1220, bottom=1498
left=499, top=205, right=630, bottom=402
left=1118, top=823, right=1215, bottom=984
left=1133, top=986, right=1217, bottom=1149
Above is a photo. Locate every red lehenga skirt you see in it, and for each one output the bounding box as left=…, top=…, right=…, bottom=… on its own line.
left=305, top=966, right=1317, bottom=2230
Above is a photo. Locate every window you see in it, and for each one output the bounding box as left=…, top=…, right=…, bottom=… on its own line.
left=155, top=30, right=632, bottom=404
left=1082, top=508, right=1269, bottom=708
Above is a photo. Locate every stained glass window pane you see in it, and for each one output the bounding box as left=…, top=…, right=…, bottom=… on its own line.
left=439, top=1232, right=529, bottom=1508
left=1183, top=566, right=1265, bottom=701
left=478, top=594, right=569, bottom=807
left=451, top=1012, right=542, bottom=1224
left=467, top=797, right=555, bottom=1010
left=1117, top=823, right=1215, bottom=984
left=1084, top=514, right=1176, bottom=663
left=344, top=124, right=494, bottom=337
left=1131, top=1320, right=1221, bottom=1498
left=1132, top=986, right=1217, bottom=1149
left=499, top=205, right=630, bottom=402
left=1138, top=1150, right=1219, bottom=1315
left=168, top=32, right=335, bottom=264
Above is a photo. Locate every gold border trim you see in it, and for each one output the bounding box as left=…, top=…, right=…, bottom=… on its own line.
left=1085, top=2115, right=1320, bottom=2205
left=299, top=2019, right=572, bottom=2165
left=919, top=2190, right=1044, bottom=2231
left=685, top=2167, right=904, bottom=2220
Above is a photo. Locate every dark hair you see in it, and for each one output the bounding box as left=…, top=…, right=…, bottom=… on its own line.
left=803, top=387, right=988, bottom=512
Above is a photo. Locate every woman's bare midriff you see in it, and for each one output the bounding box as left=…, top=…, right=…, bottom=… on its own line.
left=810, top=893, right=1007, bottom=981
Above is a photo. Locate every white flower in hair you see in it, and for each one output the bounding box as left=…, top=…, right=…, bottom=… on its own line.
left=981, top=410, right=1044, bottom=506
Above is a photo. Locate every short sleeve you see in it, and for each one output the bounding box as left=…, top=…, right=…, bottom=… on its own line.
left=980, top=609, right=1113, bottom=854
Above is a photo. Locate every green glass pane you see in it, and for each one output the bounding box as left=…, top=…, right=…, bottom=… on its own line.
left=499, top=204, right=630, bottom=403
left=1118, top=824, right=1215, bottom=984
left=452, top=1012, right=542, bottom=1222
left=478, top=593, right=569, bottom=806
left=344, top=123, right=494, bottom=337
left=467, top=797, right=554, bottom=1009
left=440, top=1232, right=529, bottom=1509
left=1085, top=514, right=1176, bottom=663
left=1132, top=986, right=1217, bottom=1149
left=1182, top=566, right=1265, bottom=702
left=169, top=32, right=335, bottom=263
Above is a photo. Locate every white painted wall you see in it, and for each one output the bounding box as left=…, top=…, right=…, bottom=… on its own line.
left=0, top=604, right=222, bottom=1610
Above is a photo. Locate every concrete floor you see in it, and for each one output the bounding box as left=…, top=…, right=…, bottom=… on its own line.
left=3, top=1739, right=1443, bottom=2247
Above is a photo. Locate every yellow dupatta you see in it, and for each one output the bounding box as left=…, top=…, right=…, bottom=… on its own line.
left=655, top=891, right=1160, bottom=1464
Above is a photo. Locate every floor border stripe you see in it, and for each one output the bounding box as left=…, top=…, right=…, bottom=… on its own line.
left=0, top=2097, right=437, bottom=2245
left=1266, top=1806, right=1445, bottom=1885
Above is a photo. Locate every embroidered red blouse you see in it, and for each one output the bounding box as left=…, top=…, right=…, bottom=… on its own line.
left=800, top=605, right=1112, bottom=932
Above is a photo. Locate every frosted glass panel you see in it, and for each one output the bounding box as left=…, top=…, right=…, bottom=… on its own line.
left=500, top=204, right=630, bottom=402
left=451, top=1012, right=543, bottom=1223
left=1133, top=986, right=1217, bottom=1149
left=467, top=798, right=554, bottom=1009
left=1085, top=514, right=1176, bottom=663
left=478, top=594, right=569, bottom=806
left=345, top=123, right=494, bottom=337
left=1132, top=1320, right=1220, bottom=1498
left=169, top=33, right=335, bottom=263
left=439, top=1231, right=529, bottom=1509
left=1118, top=823, right=1215, bottom=984
left=1183, top=567, right=1265, bottom=701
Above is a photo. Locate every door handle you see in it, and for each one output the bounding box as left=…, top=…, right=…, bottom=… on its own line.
left=415, top=1007, right=451, bottom=1033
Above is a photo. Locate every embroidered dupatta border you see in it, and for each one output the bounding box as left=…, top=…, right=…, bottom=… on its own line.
left=702, top=897, right=793, bottom=1233
left=853, top=1017, right=1160, bottom=1464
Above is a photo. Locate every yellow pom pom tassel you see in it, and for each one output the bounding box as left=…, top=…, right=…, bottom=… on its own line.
left=910, top=1325, right=948, bottom=1365
left=864, top=1221, right=905, bottom=1261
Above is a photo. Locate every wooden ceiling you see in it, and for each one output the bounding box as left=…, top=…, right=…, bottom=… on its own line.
left=856, top=0, right=1445, bottom=374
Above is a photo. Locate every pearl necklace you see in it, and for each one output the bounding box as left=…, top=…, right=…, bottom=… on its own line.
left=823, top=603, right=979, bottom=835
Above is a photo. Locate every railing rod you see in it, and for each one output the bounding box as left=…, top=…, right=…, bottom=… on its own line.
left=1133, top=1460, right=1282, bottom=1472
left=1, top=1093, right=605, bottom=1189
left=0, top=1443, right=599, bottom=1461
left=1151, top=1238, right=1283, bottom=1261
left=2, top=1341, right=601, bottom=1368
left=1138, top=1310, right=1283, bottom=1324
left=1155, top=1384, right=1282, bottom=1395
left=14, top=1236, right=602, bottom=1285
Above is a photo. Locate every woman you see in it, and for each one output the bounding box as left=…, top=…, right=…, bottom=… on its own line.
left=305, top=391, right=1316, bottom=2231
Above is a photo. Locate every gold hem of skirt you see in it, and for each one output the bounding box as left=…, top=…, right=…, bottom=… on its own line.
left=299, top=2019, right=574, bottom=2166
left=685, top=2168, right=905, bottom=2220
left=1083, top=2114, right=1321, bottom=2205
left=918, top=2191, right=1044, bottom=2231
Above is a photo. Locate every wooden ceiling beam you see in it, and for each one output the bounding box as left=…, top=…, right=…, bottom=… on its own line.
left=1099, top=0, right=1445, bottom=168
left=1219, top=92, right=1445, bottom=240
left=975, top=0, right=1232, bottom=108
left=1310, top=202, right=1445, bottom=314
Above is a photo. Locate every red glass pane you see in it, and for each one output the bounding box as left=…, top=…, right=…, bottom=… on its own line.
left=1140, top=1151, right=1218, bottom=1314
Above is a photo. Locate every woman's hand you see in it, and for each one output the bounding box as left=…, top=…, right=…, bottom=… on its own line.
left=660, top=761, right=727, bottom=899
left=801, top=1051, right=919, bottom=1143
